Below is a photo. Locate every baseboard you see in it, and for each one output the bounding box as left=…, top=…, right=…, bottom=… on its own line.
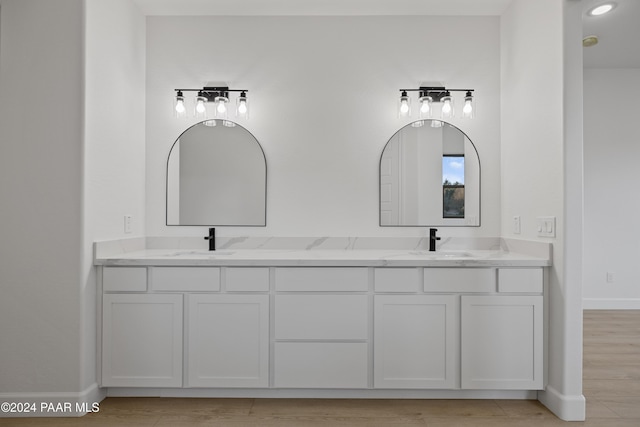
left=538, top=385, right=585, bottom=421
left=0, top=383, right=106, bottom=418
left=105, top=387, right=536, bottom=400
left=583, top=298, right=640, bottom=309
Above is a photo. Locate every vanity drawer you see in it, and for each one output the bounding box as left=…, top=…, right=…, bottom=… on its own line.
left=274, top=342, right=368, bottom=388
left=498, top=268, right=543, bottom=293
left=275, top=295, right=368, bottom=340
left=151, top=267, right=220, bottom=292
left=225, top=267, right=270, bottom=292
left=424, top=268, right=496, bottom=293
left=275, top=267, right=368, bottom=292
left=103, top=267, right=147, bottom=292
left=374, top=268, right=420, bottom=292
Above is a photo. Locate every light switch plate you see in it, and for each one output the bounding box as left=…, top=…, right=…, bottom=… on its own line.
left=537, top=216, right=555, bottom=237
left=513, top=216, right=521, bottom=234
left=124, top=215, right=133, bottom=234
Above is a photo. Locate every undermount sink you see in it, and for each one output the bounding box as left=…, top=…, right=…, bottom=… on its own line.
left=169, top=250, right=236, bottom=256
left=437, top=251, right=472, bottom=258
left=411, top=250, right=473, bottom=258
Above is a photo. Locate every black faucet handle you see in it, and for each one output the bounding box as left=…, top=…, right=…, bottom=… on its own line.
left=204, top=227, right=215, bottom=251
left=428, top=228, right=440, bottom=251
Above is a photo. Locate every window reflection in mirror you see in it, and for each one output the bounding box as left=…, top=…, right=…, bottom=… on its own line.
left=443, top=155, right=465, bottom=219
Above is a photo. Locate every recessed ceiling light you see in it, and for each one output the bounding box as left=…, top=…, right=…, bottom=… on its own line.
left=588, top=3, right=616, bottom=16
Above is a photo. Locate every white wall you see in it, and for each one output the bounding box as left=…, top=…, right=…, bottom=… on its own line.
left=501, top=0, right=585, bottom=421
left=84, top=0, right=146, bottom=396
left=0, top=0, right=84, bottom=395
left=583, top=68, right=640, bottom=308
left=145, top=15, right=502, bottom=238
left=0, top=0, right=145, bottom=411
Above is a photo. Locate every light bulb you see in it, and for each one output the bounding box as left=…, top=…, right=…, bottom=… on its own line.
left=440, top=92, right=454, bottom=119
left=174, top=90, right=187, bottom=118
left=462, top=91, right=475, bottom=119
left=194, top=92, right=207, bottom=119
left=236, top=91, right=249, bottom=119
left=214, top=94, right=229, bottom=118
left=398, top=91, right=411, bottom=118
left=419, top=94, right=433, bottom=119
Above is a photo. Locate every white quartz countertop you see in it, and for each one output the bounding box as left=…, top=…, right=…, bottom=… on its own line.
left=94, top=248, right=550, bottom=267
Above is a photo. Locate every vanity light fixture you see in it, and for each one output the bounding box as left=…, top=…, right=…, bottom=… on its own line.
left=173, top=86, right=249, bottom=119
left=398, top=87, right=475, bottom=119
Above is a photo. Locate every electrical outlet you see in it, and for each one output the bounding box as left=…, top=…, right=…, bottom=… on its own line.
left=124, top=215, right=133, bottom=234
left=513, top=216, right=521, bottom=234
left=606, top=272, right=614, bottom=283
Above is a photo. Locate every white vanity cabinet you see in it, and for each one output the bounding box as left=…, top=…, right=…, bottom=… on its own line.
left=374, top=294, right=458, bottom=389
left=187, top=294, right=269, bottom=388
left=374, top=267, right=544, bottom=391
left=97, top=253, right=547, bottom=397
left=102, top=292, right=183, bottom=387
left=461, top=294, right=543, bottom=389
left=460, top=267, right=544, bottom=390
left=186, top=268, right=270, bottom=387
left=273, top=268, right=369, bottom=388
left=100, top=266, right=270, bottom=389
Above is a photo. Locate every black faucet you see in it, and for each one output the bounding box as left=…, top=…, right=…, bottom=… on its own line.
left=204, top=227, right=215, bottom=251
left=429, top=228, right=440, bottom=252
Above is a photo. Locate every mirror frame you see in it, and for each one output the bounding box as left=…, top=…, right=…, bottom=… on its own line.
left=166, top=119, right=267, bottom=226
left=379, top=119, right=481, bottom=227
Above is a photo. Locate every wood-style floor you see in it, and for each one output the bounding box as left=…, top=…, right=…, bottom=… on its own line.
left=1, top=310, right=639, bottom=426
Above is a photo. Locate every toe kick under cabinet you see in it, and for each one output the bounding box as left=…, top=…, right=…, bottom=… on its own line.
left=99, top=264, right=545, bottom=394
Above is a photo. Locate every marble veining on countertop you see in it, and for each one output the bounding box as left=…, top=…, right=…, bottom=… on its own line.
left=94, top=236, right=551, bottom=267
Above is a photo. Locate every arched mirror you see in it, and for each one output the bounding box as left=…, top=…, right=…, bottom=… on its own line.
left=380, top=120, right=480, bottom=227
left=166, top=120, right=266, bottom=226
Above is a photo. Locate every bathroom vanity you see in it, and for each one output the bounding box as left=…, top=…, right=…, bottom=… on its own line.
left=94, top=237, right=550, bottom=399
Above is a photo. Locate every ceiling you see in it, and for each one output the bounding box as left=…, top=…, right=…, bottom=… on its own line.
left=132, top=0, right=512, bottom=16
left=132, top=0, right=639, bottom=69
left=582, top=0, right=640, bottom=68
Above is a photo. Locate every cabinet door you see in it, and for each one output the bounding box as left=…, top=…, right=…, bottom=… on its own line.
left=102, top=294, right=183, bottom=387
left=461, top=295, right=543, bottom=390
left=187, top=294, right=269, bottom=388
left=374, top=295, right=458, bottom=389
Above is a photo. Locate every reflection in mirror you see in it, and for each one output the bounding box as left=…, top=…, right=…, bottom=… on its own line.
left=380, top=120, right=480, bottom=227
left=167, top=119, right=266, bottom=226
